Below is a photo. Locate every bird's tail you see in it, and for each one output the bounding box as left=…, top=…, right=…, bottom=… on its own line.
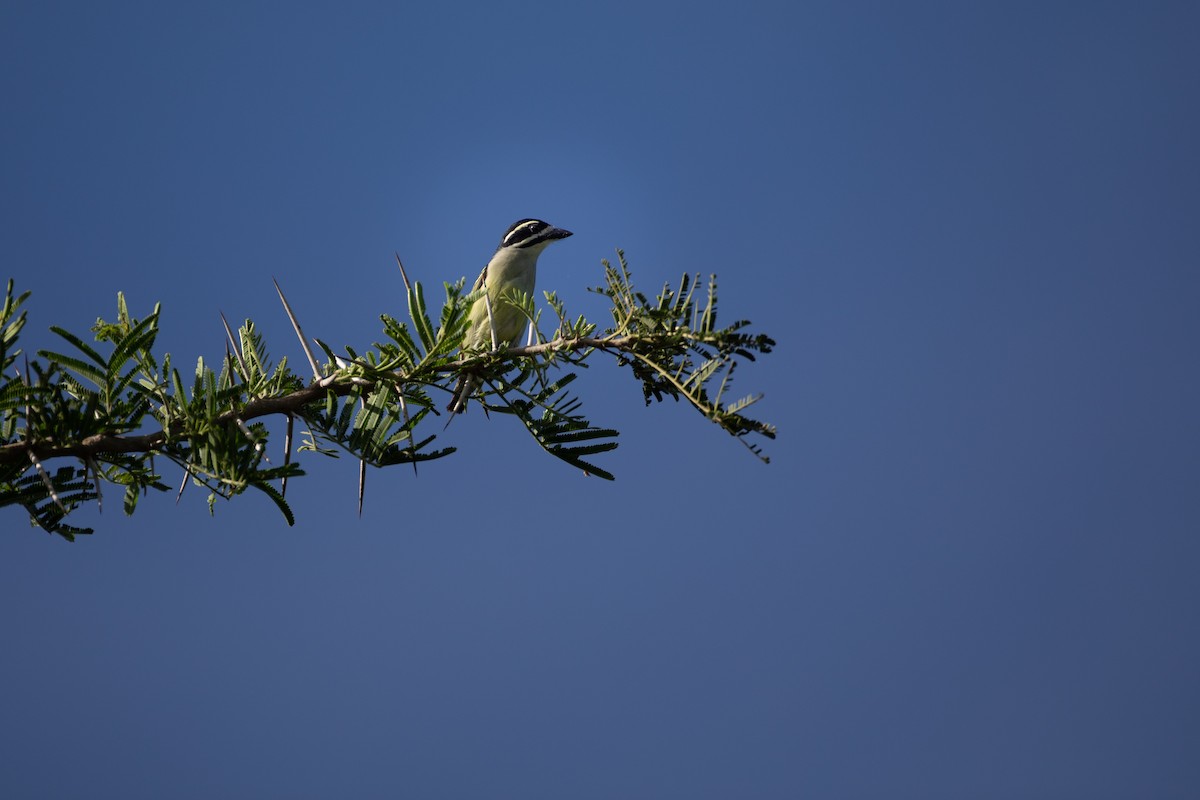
left=446, top=374, right=478, bottom=415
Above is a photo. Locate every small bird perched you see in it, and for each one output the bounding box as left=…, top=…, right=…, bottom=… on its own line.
left=446, top=218, right=573, bottom=414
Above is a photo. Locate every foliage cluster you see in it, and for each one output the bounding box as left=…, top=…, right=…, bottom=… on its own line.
left=1, top=253, right=775, bottom=540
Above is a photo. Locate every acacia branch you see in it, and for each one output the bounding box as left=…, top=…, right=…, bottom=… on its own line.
left=3, top=257, right=777, bottom=538
left=0, top=334, right=653, bottom=466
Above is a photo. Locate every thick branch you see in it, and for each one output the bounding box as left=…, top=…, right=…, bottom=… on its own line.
left=1, top=383, right=336, bottom=465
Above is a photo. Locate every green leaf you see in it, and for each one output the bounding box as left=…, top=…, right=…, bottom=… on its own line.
left=47, top=326, right=107, bottom=368
left=252, top=479, right=295, bottom=526
left=37, top=349, right=108, bottom=388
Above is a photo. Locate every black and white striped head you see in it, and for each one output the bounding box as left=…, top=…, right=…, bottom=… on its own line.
left=498, top=219, right=573, bottom=251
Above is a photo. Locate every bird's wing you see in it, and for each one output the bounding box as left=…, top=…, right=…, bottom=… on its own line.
left=470, top=263, right=488, bottom=292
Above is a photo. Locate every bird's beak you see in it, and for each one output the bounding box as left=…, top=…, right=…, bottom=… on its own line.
left=548, top=227, right=573, bottom=240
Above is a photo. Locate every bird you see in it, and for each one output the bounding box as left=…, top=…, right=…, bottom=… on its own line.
left=446, top=218, right=573, bottom=414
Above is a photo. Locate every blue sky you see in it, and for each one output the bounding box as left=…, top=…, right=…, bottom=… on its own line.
left=3, top=2, right=1199, bottom=797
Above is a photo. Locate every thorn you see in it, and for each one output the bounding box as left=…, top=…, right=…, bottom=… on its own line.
left=235, top=417, right=269, bottom=463
left=223, top=341, right=237, bottom=384
left=176, top=464, right=191, bottom=504
left=282, top=414, right=293, bottom=497
left=358, top=457, right=366, bottom=517
left=357, top=395, right=366, bottom=517
left=394, top=252, right=412, bottom=293
left=28, top=450, right=67, bottom=515
left=273, top=277, right=322, bottom=382
left=219, top=311, right=248, bottom=381
left=485, top=293, right=498, bottom=350
left=22, top=354, right=31, bottom=428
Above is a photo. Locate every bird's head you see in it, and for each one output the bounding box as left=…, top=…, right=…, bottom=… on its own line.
left=498, top=219, right=573, bottom=252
